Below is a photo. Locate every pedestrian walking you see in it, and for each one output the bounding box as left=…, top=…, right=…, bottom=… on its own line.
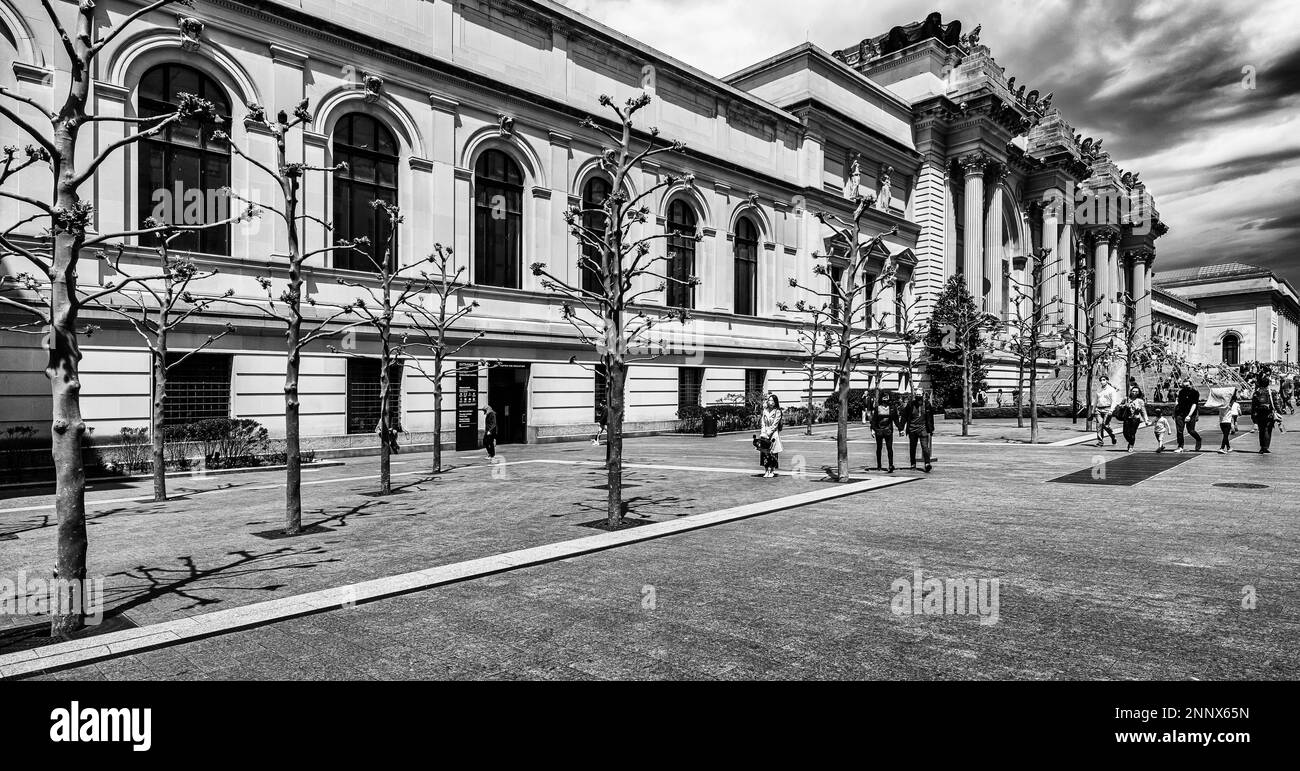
left=1251, top=376, right=1280, bottom=454
left=1152, top=409, right=1171, bottom=452
left=1093, top=375, right=1119, bottom=446
left=869, top=390, right=900, bottom=472
left=1173, top=377, right=1202, bottom=452
left=592, top=400, right=607, bottom=445
left=1216, top=388, right=1240, bottom=453
left=758, top=393, right=784, bottom=478
left=899, top=388, right=935, bottom=473
left=1281, top=374, right=1295, bottom=415
left=481, top=404, right=498, bottom=461
left=1118, top=386, right=1149, bottom=452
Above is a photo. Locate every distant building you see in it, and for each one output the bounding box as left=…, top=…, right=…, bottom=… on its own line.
left=1152, top=263, right=1300, bottom=368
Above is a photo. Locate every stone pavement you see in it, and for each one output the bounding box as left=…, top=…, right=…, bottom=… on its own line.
left=5, top=416, right=1297, bottom=680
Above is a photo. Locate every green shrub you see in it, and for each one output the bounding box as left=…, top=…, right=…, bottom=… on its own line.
left=163, top=418, right=270, bottom=469
left=823, top=388, right=869, bottom=421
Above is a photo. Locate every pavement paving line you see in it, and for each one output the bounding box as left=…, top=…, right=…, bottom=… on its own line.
left=0, top=474, right=917, bottom=679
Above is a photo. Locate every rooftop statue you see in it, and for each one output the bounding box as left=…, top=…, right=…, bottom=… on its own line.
left=880, top=11, right=963, bottom=55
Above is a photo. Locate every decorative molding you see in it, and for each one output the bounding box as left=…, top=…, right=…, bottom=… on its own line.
left=93, top=81, right=129, bottom=102
left=701, top=227, right=717, bottom=238
left=547, top=130, right=572, bottom=146
left=453, top=166, right=474, bottom=181
left=303, top=130, right=329, bottom=148
left=427, top=92, right=460, bottom=114
left=408, top=157, right=434, bottom=172
left=531, top=186, right=552, bottom=199
left=268, top=43, right=309, bottom=66
left=13, top=63, right=52, bottom=86
left=957, top=151, right=993, bottom=176
left=178, top=17, right=204, bottom=52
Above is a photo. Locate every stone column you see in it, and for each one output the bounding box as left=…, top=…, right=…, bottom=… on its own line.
left=959, top=153, right=990, bottom=306
left=1090, top=230, right=1111, bottom=341
left=1039, top=199, right=1061, bottom=323
left=1057, top=218, right=1075, bottom=331
left=1134, top=250, right=1153, bottom=342
left=984, top=166, right=1005, bottom=319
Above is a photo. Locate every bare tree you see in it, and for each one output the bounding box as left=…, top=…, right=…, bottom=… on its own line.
left=778, top=299, right=836, bottom=435
left=787, top=194, right=897, bottom=481
left=0, top=0, right=228, bottom=635
left=999, top=247, right=1062, bottom=443
left=398, top=243, right=496, bottom=475
left=530, top=93, right=697, bottom=527
left=215, top=101, right=367, bottom=535
left=89, top=212, right=254, bottom=501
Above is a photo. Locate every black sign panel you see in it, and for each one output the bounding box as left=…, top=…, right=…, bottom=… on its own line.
left=455, top=363, right=479, bottom=452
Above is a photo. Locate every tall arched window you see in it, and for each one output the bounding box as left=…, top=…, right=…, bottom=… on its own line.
left=733, top=217, right=758, bottom=316
left=474, top=149, right=524, bottom=288
left=138, top=64, right=231, bottom=255
left=1222, top=333, right=1240, bottom=365
left=666, top=199, right=697, bottom=309
left=332, top=114, right=399, bottom=272
left=581, top=176, right=611, bottom=295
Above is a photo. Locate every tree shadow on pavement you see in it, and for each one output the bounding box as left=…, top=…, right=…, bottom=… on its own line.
left=103, top=546, right=341, bottom=616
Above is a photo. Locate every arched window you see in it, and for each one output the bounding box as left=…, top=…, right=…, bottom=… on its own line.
left=733, top=217, right=758, bottom=316
left=580, top=176, right=611, bottom=295
left=666, top=199, right=697, bottom=309
left=474, top=150, right=524, bottom=288
left=1222, top=333, right=1240, bottom=365
left=332, top=114, right=399, bottom=272
left=138, top=64, right=231, bottom=255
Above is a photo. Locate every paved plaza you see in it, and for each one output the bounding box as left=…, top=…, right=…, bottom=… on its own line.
left=1, top=416, right=1295, bottom=680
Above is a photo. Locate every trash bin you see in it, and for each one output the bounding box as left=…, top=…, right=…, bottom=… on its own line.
left=702, top=410, right=718, bottom=438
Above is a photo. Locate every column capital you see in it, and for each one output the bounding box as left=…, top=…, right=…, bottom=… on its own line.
left=958, top=151, right=994, bottom=177
left=1124, top=247, right=1155, bottom=265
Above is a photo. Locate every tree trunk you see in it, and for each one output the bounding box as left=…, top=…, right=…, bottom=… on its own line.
left=151, top=351, right=167, bottom=501
left=433, top=356, right=444, bottom=473
left=606, top=358, right=627, bottom=526
left=377, top=345, right=392, bottom=495
left=805, top=368, right=815, bottom=436
left=836, top=363, right=850, bottom=481
left=1030, top=354, right=1040, bottom=444
left=1015, top=357, right=1025, bottom=428
left=962, top=349, right=971, bottom=437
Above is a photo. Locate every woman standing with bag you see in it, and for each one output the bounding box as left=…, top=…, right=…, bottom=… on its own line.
left=758, top=393, right=784, bottom=478
left=1217, top=388, right=1240, bottom=453
left=1251, top=376, right=1281, bottom=453
left=1119, top=386, right=1149, bottom=452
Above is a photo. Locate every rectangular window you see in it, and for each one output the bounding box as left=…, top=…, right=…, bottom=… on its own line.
left=677, top=367, right=703, bottom=414
left=745, top=369, right=766, bottom=401
left=163, top=352, right=232, bottom=425
left=346, top=358, right=404, bottom=435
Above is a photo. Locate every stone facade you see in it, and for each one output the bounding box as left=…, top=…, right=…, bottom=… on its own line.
left=1, top=2, right=1176, bottom=446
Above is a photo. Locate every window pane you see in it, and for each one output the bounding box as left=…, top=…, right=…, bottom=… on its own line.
left=352, top=116, right=375, bottom=151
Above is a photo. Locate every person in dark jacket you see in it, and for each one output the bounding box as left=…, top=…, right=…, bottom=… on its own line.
left=1251, top=376, right=1280, bottom=453
left=1173, top=377, right=1202, bottom=452
left=481, top=404, right=498, bottom=460
left=899, top=388, right=935, bottom=473
left=869, top=390, right=900, bottom=472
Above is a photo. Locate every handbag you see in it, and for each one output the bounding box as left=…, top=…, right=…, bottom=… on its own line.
left=752, top=434, right=771, bottom=452
left=770, top=433, right=784, bottom=455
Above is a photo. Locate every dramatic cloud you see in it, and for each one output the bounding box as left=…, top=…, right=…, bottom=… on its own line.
left=560, top=0, right=1300, bottom=287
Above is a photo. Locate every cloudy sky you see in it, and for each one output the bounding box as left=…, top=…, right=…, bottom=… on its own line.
left=561, top=0, right=1300, bottom=287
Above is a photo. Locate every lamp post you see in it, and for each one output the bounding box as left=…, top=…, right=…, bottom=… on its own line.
left=1067, top=259, right=1094, bottom=425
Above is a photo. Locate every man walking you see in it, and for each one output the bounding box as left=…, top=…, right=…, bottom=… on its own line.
left=481, top=404, right=498, bottom=461
left=1252, top=376, right=1279, bottom=454
left=1093, top=375, right=1119, bottom=446
left=1173, top=377, right=1202, bottom=452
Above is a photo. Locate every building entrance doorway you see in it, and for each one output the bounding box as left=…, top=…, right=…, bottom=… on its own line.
left=488, top=364, right=529, bottom=444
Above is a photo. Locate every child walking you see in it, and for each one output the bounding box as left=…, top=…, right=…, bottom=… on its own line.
left=1153, top=409, right=1171, bottom=452
left=1217, top=389, right=1240, bottom=454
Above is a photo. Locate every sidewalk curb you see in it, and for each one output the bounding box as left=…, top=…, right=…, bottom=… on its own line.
left=0, top=461, right=346, bottom=492
left=0, top=475, right=916, bottom=679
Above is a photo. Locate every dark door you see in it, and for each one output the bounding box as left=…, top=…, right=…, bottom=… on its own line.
left=488, top=364, right=529, bottom=444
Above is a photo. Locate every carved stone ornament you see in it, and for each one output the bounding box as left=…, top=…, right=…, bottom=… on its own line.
left=362, top=74, right=383, bottom=104
left=497, top=113, right=516, bottom=137
left=178, top=17, right=204, bottom=52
